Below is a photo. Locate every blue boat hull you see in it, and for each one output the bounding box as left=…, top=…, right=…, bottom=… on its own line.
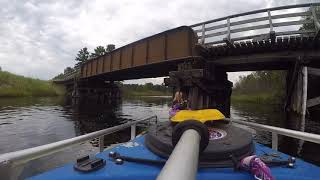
left=29, top=136, right=320, bottom=180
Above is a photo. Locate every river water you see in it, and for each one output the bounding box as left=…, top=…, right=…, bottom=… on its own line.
left=0, top=96, right=319, bottom=178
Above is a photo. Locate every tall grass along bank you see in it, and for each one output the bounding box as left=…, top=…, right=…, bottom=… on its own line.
left=0, top=71, right=65, bottom=97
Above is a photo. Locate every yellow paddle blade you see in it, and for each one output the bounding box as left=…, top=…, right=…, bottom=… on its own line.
left=170, top=109, right=225, bottom=123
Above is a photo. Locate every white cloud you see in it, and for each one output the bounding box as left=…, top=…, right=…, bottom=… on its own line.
left=0, top=0, right=316, bottom=82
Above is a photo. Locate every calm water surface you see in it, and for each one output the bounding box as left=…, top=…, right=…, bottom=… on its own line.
left=0, top=96, right=319, bottom=178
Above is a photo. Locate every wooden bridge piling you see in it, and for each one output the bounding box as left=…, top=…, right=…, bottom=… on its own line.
left=69, top=79, right=121, bottom=106
left=165, top=61, right=232, bottom=117
left=282, top=65, right=308, bottom=154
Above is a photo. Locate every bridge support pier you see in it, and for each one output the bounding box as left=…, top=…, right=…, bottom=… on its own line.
left=285, top=65, right=308, bottom=131
left=69, top=79, right=121, bottom=106
left=283, top=64, right=308, bottom=154
left=165, top=62, right=232, bottom=117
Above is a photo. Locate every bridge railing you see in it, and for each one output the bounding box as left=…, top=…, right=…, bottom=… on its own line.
left=53, top=67, right=80, bottom=82
left=190, top=3, right=320, bottom=46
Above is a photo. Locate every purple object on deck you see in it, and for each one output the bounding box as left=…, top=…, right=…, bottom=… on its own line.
left=240, top=155, right=275, bottom=180
left=169, top=104, right=181, bottom=117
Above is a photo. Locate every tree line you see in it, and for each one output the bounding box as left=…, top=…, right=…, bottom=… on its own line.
left=119, top=82, right=171, bottom=96
left=233, top=71, right=286, bottom=101
left=74, top=44, right=115, bottom=68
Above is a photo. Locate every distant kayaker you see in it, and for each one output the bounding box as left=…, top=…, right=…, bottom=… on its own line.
left=169, top=91, right=189, bottom=117
left=173, top=91, right=189, bottom=109
left=173, top=91, right=183, bottom=105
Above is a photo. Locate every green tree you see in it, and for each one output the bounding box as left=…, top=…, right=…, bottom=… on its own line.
left=106, top=44, right=115, bottom=52
left=145, top=82, right=154, bottom=89
left=64, top=67, right=73, bottom=74
left=75, top=47, right=90, bottom=67
left=90, top=46, right=106, bottom=58
left=233, top=70, right=286, bottom=102
left=52, top=73, right=64, bottom=80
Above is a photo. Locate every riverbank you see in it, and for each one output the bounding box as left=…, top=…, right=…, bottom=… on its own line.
left=0, top=71, right=65, bottom=97
left=231, top=93, right=283, bottom=105
left=122, top=89, right=171, bottom=96
left=120, top=83, right=171, bottom=97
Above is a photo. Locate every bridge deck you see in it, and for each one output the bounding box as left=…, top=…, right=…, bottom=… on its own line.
left=81, top=26, right=199, bottom=80
left=198, top=36, right=320, bottom=71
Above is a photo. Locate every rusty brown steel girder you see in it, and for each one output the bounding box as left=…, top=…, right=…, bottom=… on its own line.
left=80, top=26, right=199, bottom=80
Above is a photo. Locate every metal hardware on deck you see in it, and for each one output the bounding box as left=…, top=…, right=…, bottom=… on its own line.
left=74, top=156, right=106, bottom=172
left=0, top=115, right=156, bottom=180
left=157, top=129, right=201, bottom=180
left=115, top=158, right=124, bottom=165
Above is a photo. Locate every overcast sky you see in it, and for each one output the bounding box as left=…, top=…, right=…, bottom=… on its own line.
left=0, top=0, right=317, bottom=84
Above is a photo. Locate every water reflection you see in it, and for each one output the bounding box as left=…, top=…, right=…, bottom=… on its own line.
left=0, top=96, right=172, bottom=178
left=0, top=96, right=171, bottom=154
left=231, top=102, right=285, bottom=145
left=231, top=101, right=320, bottom=165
